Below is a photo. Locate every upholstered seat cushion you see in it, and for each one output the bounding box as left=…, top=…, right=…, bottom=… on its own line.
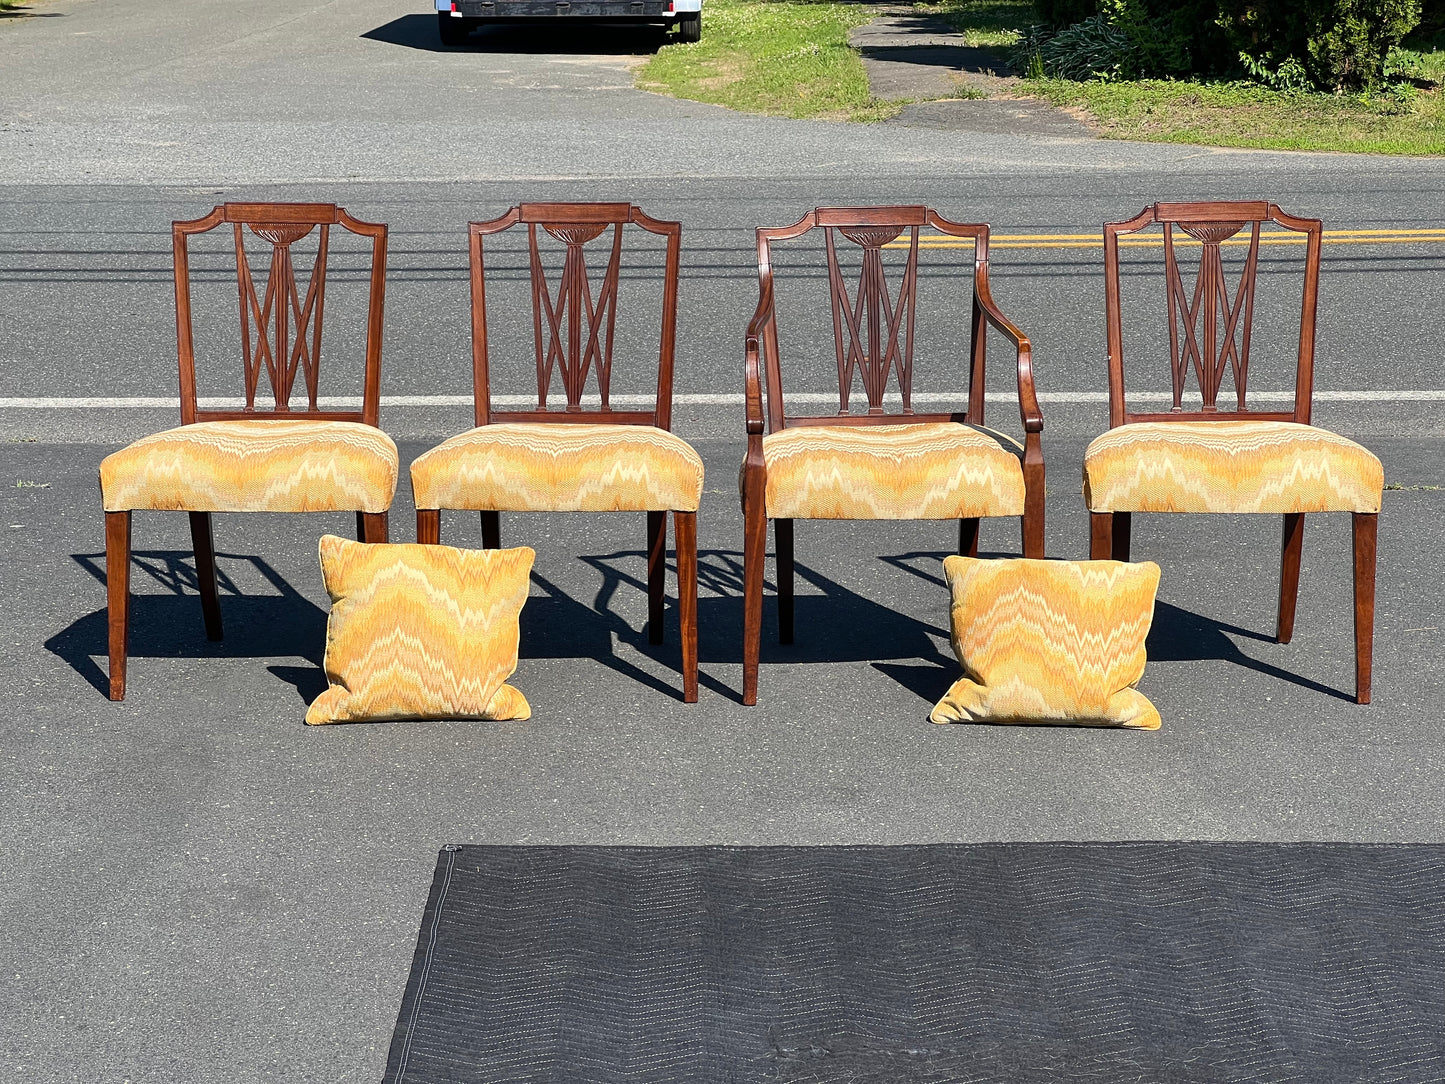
left=410, top=423, right=704, bottom=513
left=760, top=423, right=1025, bottom=520
left=930, top=556, right=1162, bottom=730
left=306, top=536, right=533, bottom=725
left=100, top=419, right=398, bottom=513
left=1083, top=421, right=1383, bottom=514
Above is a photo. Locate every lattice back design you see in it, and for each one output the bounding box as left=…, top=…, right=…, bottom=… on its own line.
left=824, top=224, right=921, bottom=414
left=1162, top=219, right=1261, bottom=412
left=233, top=221, right=330, bottom=413
left=1104, top=201, right=1322, bottom=427
left=173, top=202, right=388, bottom=426
left=528, top=220, right=625, bottom=411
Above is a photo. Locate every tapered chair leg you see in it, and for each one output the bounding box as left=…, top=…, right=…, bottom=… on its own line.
left=480, top=511, right=500, bottom=550
left=355, top=511, right=367, bottom=541
left=1353, top=512, right=1377, bottom=705
left=1089, top=511, right=1112, bottom=561
left=675, top=511, right=698, bottom=703
left=106, top=510, right=131, bottom=701
left=416, top=509, right=441, bottom=545
left=775, top=518, right=794, bottom=645
left=1277, top=512, right=1304, bottom=643
left=647, top=510, right=667, bottom=645
left=959, top=517, right=980, bottom=558
left=1111, top=511, right=1131, bottom=562
left=359, top=512, right=389, bottom=544
left=741, top=491, right=767, bottom=707
left=189, top=511, right=223, bottom=641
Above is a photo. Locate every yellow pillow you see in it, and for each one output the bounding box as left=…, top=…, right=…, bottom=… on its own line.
left=930, top=556, right=1162, bottom=730
left=306, top=536, right=534, bottom=725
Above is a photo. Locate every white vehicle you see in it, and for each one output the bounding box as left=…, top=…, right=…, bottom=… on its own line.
left=435, top=0, right=701, bottom=45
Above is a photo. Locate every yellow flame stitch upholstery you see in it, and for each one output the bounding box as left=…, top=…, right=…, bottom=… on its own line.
left=100, top=419, right=398, bottom=513
left=760, top=423, right=1026, bottom=520
left=306, top=536, right=534, bottom=725
left=411, top=423, right=704, bottom=513
left=1083, top=421, right=1383, bottom=514
left=930, top=556, right=1162, bottom=729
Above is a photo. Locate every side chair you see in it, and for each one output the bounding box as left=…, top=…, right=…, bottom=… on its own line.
left=409, top=202, right=702, bottom=702
left=740, top=206, right=1046, bottom=706
left=1084, top=201, right=1383, bottom=703
left=100, top=202, right=397, bottom=701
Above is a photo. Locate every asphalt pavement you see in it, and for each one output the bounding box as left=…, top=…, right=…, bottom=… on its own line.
left=1, top=2, right=1443, bottom=1082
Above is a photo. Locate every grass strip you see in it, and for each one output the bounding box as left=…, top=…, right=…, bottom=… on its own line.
left=637, top=0, right=894, bottom=121
left=1021, top=78, right=1445, bottom=155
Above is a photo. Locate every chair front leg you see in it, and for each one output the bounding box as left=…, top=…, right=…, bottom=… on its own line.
left=741, top=457, right=766, bottom=707
left=359, top=512, right=389, bottom=544
left=959, top=518, right=980, bottom=559
left=775, top=518, right=794, bottom=645
left=479, top=511, right=500, bottom=549
left=106, top=510, right=131, bottom=701
left=675, top=510, right=698, bottom=703
left=1110, top=512, right=1131, bottom=562
left=189, top=511, right=223, bottom=641
left=647, top=510, right=667, bottom=645
left=1277, top=512, right=1304, bottom=643
left=1353, top=512, right=1377, bottom=705
left=1021, top=432, right=1046, bottom=559
left=1089, top=512, right=1112, bottom=561
left=416, top=509, right=441, bottom=545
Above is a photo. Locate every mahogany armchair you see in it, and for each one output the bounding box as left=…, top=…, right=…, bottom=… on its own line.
left=740, top=206, right=1045, bottom=705
left=409, top=203, right=701, bottom=702
left=100, top=202, right=397, bottom=700
left=1084, top=201, right=1383, bottom=703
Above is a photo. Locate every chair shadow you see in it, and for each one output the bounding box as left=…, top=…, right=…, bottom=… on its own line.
left=362, top=13, right=666, bottom=55
left=48, top=550, right=327, bottom=700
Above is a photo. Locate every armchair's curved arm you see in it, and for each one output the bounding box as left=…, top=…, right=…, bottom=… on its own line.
left=744, top=287, right=774, bottom=437
left=974, top=265, right=1043, bottom=435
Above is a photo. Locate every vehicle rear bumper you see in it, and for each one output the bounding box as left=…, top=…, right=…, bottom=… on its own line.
left=444, top=0, right=698, bottom=18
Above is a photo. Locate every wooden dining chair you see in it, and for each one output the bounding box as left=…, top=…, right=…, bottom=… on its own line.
left=100, top=202, right=397, bottom=701
left=740, top=206, right=1045, bottom=706
left=409, top=202, right=702, bottom=702
left=1084, top=201, right=1383, bottom=703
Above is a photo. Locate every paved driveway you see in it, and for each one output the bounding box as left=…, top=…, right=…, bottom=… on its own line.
left=1, top=2, right=1443, bottom=1081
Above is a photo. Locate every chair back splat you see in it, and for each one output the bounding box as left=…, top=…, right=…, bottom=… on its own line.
left=173, top=202, right=389, bottom=427
left=749, top=205, right=1040, bottom=436
left=1103, top=200, right=1323, bottom=429
left=469, top=202, right=683, bottom=430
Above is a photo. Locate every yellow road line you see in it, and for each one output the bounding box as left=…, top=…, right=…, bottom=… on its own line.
left=886, top=227, right=1445, bottom=250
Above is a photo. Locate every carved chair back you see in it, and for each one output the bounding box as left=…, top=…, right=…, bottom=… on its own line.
left=1104, top=200, right=1322, bottom=429
left=752, top=206, right=1002, bottom=433
left=468, top=202, right=682, bottom=430
left=173, top=202, right=388, bottom=427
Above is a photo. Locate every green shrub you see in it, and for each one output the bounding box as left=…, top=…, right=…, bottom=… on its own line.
left=1218, top=0, right=1423, bottom=89
left=1035, top=0, right=1098, bottom=28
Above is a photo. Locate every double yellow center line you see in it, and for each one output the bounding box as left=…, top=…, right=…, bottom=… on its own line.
left=887, top=228, right=1445, bottom=250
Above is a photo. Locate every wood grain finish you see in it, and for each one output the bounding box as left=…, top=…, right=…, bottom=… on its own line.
left=1353, top=512, right=1377, bottom=705
left=420, top=203, right=698, bottom=703
left=741, top=206, right=1045, bottom=703
left=1276, top=512, right=1304, bottom=643
left=106, top=202, right=395, bottom=701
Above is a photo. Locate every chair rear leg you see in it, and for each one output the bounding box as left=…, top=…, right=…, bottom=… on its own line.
left=1277, top=512, right=1304, bottom=643
left=480, top=511, right=500, bottom=550
left=106, top=511, right=131, bottom=701
left=1089, top=512, right=1112, bottom=560
left=958, top=518, right=980, bottom=558
left=742, top=497, right=766, bottom=707
left=360, top=512, right=389, bottom=544
left=647, top=510, right=666, bottom=645
left=775, top=518, right=794, bottom=645
left=416, top=509, right=441, bottom=545
left=1111, top=511, right=1131, bottom=562
left=189, top=511, right=223, bottom=641
left=675, top=511, right=698, bottom=703
left=1353, top=512, right=1377, bottom=705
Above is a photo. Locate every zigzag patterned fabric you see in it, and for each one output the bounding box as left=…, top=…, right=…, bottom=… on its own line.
left=306, top=536, right=534, bottom=725
left=100, top=419, right=398, bottom=513
left=411, top=423, right=704, bottom=512
left=1084, top=420, right=1383, bottom=514
left=930, top=556, right=1162, bottom=729
left=760, top=423, right=1026, bottom=520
